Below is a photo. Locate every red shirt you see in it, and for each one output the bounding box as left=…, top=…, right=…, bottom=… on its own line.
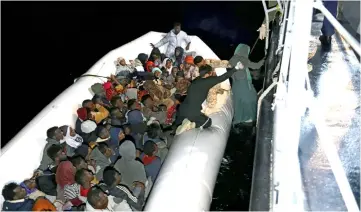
left=80, top=185, right=90, bottom=197
left=166, top=104, right=177, bottom=124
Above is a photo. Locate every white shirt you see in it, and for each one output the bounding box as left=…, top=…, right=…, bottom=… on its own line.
left=154, top=29, right=191, bottom=57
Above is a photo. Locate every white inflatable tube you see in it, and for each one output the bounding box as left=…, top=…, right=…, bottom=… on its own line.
left=0, top=31, right=233, bottom=210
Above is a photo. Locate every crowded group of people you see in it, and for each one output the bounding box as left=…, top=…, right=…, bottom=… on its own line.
left=2, top=22, right=264, bottom=211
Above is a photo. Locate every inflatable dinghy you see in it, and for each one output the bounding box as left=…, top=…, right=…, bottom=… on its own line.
left=0, top=31, right=233, bottom=211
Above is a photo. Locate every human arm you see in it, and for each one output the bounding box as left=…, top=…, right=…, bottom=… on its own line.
left=183, top=32, right=191, bottom=50
left=152, top=32, right=171, bottom=48
left=112, top=184, right=145, bottom=211
left=204, top=68, right=238, bottom=89
left=248, top=58, right=265, bottom=70
left=94, top=104, right=110, bottom=124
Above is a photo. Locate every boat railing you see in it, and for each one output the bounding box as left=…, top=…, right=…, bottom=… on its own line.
left=268, top=0, right=360, bottom=211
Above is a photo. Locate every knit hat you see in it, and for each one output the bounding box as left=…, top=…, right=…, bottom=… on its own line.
left=81, top=120, right=97, bottom=134
left=185, top=56, right=194, bottom=64
left=77, top=107, right=88, bottom=121
left=91, top=83, right=104, bottom=95
left=152, top=67, right=162, bottom=75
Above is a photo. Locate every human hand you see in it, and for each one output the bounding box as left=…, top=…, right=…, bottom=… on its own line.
left=150, top=43, right=155, bottom=48
left=133, top=181, right=145, bottom=189
left=257, top=24, right=267, bottom=40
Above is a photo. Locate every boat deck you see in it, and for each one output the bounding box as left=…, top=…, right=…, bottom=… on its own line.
left=299, top=13, right=360, bottom=210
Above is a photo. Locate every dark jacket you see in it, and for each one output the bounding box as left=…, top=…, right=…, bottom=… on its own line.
left=99, top=183, right=145, bottom=211
left=2, top=199, right=35, bottom=211
left=38, top=138, right=59, bottom=171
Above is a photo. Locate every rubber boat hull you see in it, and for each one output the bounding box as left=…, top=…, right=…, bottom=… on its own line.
left=0, top=31, right=233, bottom=211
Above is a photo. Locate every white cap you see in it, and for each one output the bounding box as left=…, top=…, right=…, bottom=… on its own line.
left=81, top=120, right=97, bottom=134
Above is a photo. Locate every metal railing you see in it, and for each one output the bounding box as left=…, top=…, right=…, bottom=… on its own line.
left=264, top=0, right=361, bottom=211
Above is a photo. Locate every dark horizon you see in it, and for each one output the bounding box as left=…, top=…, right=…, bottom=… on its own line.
left=1, top=1, right=265, bottom=145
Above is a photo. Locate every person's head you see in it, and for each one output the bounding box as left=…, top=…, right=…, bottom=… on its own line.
left=75, top=168, right=94, bottom=186
left=122, top=124, right=131, bottom=135
left=70, top=155, right=88, bottom=170
left=47, top=144, right=67, bottom=164
left=96, top=126, right=110, bottom=139
left=110, top=96, right=124, bottom=109
left=171, top=67, right=179, bottom=77
left=23, top=179, right=37, bottom=190
left=117, top=57, right=126, bottom=66
left=110, top=108, right=123, bottom=120
left=174, top=93, right=186, bottom=104
left=146, top=61, right=155, bottom=72
left=143, top=140, right=158, bottom=156
left=158, top=104, right=167, bottom=111
left=194, top=56, right=205, bottom=67
left=92, top=94, right=103, bottom=105
left=87, top=186, right=108, bottom=210
left=175, top=70, right=185, bottom=82
left=2, top=183, right=27, bottom=201
left=184, top=56, right=194, bottom=69
left=60, top=125, right=76, bottom=137
left=152, top=67, right=162, bottom=78
left=98, top=143, right=113, bottom=158
left=75, top=144, right=92, bottom=161
left=47, top=126, right=64, bottom=141
left=141, top=94, right=154, bottom=108
left=165, top=59, right=172, bottom=69
left=127, top=99, right=141, bottom=110
left=199, top=64, right=215, bottom=78
left=82, top=99, right=96, bottom=111
left=175, top=47, right=183, bottom=57
left=102, top=166, right=121, bottom=187
left=147, top=123, right=162, bottom=139
left=173, top=22, right=181, bottom=34
left=77, top=107, right=93, bottom=121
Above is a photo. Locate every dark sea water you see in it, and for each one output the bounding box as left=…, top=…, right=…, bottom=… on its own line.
left=2, top=2, right=265, bottom=210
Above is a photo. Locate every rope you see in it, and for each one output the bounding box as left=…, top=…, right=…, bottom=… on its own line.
left=74, top=74, right=110, bottom=83
left=250, top=37, right=260, bottom=55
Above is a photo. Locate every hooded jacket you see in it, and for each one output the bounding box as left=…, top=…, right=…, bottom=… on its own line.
left=230, top=43, right=262, bottom=124
left=38, top=138, right=60, bottom=171
left=114, top=141, right=147, bottom=188
left=89, top=147, right=111, bottom=181
left=2, top=199, right=35, bottom=211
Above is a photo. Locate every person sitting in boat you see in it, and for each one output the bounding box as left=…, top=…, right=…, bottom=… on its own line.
left=20, top=179, right=46, bottom=201
left=183, top=55, right=199, bottom=81
left=59, top=125, right=83, bottom=157
left=136, top=53, right=148, bottom=71
left=114, top=140, right=148, bottom=189
left=37, top=127, right=65, bottom=173
left=31, top=197, right=57, bottom=211
left=91, top=83, right=112, bottom=106
left=89, top=143, right=113, bottom=181
left=174, top=71, right=191, bottom=96
left=85, top=184, right=132, bottom=211
left=131, top=58, right=145, bottom=72
left=164, top=66, right=178, bottom=87
left=79, top=119, right=98, bottom=145
left=1, top=182, right=35, bottom=211
left=145, top=60, right=155, bottom=73
left=46, top=144, right=68, bottom=173
left=115, top=57, right=133, bottom=78
left=108, top=127, right=125, bottom=163
left=109, top=108, right=125, bottom=127
left=173, top=62, right=244, bottom=133
left=150, top=22, right=191, bottom=58
left=82, top=99, right=110, bottom=125
left=95, top=126, right=111, bottom=144
left=92, top=94, right=112, bottom=111
left=142, top=123, right=168, bottom=163
left=70, top=154, right=98, bottom=185
left=111, top=96, right=127, bottom=115
left=141, top=94, right=167, bottom=125
left=139, top=140, right=162, bottom=183
left=171, top=46, right=186, bottom=67
left=100, top=166, right=145, bottom=211
left=143, top=68, right=175, bottom=110
left=63, top=168, right=95, bottom=206
left=230, top=43, right=264, bottom=130
left=160, top=57, right=173, bottom=75
left=148, top=47, right=162, bottom=67
left=125, top=99, right=146, bottom=125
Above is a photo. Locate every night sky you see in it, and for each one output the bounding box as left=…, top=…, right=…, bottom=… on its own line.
left=1, top=1, right=265, bottom=145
